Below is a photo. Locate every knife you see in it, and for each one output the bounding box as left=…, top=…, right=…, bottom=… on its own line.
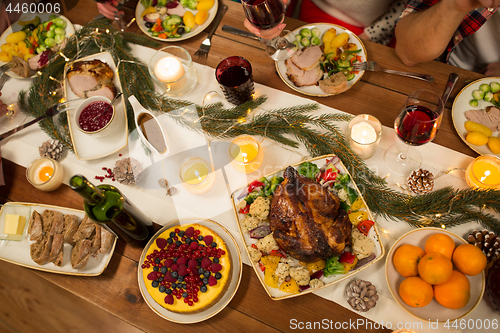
left=222, top=25, right=260, bottom=41
left=0, top=74, right=9, bottom=91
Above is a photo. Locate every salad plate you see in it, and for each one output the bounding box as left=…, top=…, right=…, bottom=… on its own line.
left=0, top=13, right=75, bottom=79
left=63, top=52, right=128, bottom=160
left=230, top=155, right=384, bottom=300
left=0, top=202, right=117, bottom=276
left=386, top=228, right=485, bottom=323
left=276, top=23, right=367, bottom=97
left=135, top=0, right=219, bottom=42
left=137, top=219, right=242, bottom=323
left=452, top=77, right=500, bottom=156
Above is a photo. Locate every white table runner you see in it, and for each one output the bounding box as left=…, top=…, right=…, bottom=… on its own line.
left=0, top=43, right=497, bottom=332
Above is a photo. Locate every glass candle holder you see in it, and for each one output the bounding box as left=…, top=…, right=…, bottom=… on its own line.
left=216, top=56, right=255, bottom=105
left=229, top=135, right=263, bottom=173
left=26, top=157, right=64, bottom=191
left=179, top=157, right=215, bottom=195
left=348, top=114, right=382, bottom=160
left=465, top=155, right=500, bottom=189
left=149, top=46, right=197, bottom=97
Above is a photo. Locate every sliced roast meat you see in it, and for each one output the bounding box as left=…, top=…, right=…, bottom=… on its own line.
left=285, top=59, right=304, bottom=77
left=62, top=215, right=80, bottom=246
left=290, top=46, right=323, bottom=71
left=71, top=239, right=92, bottom=269
left=288, top=66, right=323, bottom=87
left=465, top=106, right=500, bottom=132
left=67, top=59, right=115, bottom=99
left=30, top=234, right=53, bottom=265
left=28, top=210, right=43, bottom=241
left=86, top=84, right=117, bottom=101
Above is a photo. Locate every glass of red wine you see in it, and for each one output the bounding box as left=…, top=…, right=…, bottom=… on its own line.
left=384, top=89, right=444, bottom=176
left=241, top=0, right=296, bottom=61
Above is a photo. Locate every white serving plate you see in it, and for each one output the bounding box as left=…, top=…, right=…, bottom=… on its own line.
left=137, top=219, right=242, bottom=323
left=385, top=227, right=485, bottom=323
left=452, top=77, right=500, bottom=156
left=0, top=202, right=117, bottom=276
left=135, top=0, right=219, bottom=42
left=63, top=51, right=128, bottom=160
left=276, top=23, right=367, bottom=97
left=230, top=154, right=385, bottom=300
left=0, top=13, right=75, bottom=79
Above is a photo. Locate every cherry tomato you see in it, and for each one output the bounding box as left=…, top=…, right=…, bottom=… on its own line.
left=357, top=220, right=375, bottom=236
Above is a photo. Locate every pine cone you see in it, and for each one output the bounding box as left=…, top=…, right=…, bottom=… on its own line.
left=407, top=169, right=434, bottom=194
left=467, top=230, right=500, bottom=263
left=113, top=157, right=142, bottom=185
left=345, top=280, right=378, bottom=312
left=39, top=140, right=64, bottom=160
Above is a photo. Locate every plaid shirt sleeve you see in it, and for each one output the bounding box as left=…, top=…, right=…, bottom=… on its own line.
left=397, top=0, right=497, bottom=62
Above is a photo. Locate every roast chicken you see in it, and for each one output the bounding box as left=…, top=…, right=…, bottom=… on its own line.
left=269, top=166, right=352, bottom=263
left=67, top=59, right=117, bottom=100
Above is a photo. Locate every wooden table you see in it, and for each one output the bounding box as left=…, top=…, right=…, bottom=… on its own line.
left=0, top=1, right=486, bottom=332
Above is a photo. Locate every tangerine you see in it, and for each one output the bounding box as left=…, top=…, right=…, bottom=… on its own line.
left=425, top=233, right=456, bottom=259
left=453, top=243, right=487, bottom=276
left=393, top=244, right=426, bottom=277
left=434, top=270, right=471, bottom=309
left=418, top=252, right=453, bottom=285
left=399, top=276, right=434, bottom=307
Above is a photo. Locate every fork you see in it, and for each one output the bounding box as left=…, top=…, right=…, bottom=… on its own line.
left=352, top=61, right=434, bottom=82
left=0, top=99, right=78, bottom=141
left=0, top=62, right=12, bottom=73
left=194, top=4, right=228, bottom=59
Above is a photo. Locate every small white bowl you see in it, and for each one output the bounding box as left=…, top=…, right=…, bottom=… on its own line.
left=74, top=96, right=117, bottom=138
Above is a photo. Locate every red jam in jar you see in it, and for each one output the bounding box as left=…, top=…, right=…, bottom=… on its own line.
left=78, top=101, right=113, bottom=132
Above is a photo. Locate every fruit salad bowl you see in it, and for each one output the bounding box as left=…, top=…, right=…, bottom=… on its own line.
left=385, top=227, right=485, bottom=323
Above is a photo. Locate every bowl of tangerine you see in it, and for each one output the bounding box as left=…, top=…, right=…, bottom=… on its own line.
left=385, top=227, right=486, bottom=323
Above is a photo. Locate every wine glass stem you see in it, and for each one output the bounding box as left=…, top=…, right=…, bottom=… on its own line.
left=400, top=144, right=410, bottom=160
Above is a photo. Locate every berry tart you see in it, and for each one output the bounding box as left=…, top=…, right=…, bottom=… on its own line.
left=141, top=224, right=232, bottom=313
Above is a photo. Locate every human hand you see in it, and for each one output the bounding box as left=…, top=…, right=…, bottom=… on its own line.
left=243, top=0, right=289, bottom=39
left=97, top=0, right=124, bottom=20
left=482, top=62, right=500, bottom=76
left=0, top=92, right=8, bottom=117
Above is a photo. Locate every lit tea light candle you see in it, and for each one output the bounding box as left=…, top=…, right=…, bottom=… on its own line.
left=149, top=46, right=197, bottom=97
left=154, top=56, right=185, bottom=83
left=180, top=157, right=215, bottom=195
left=26, top=157, right=64, bottom=192
left=465, top=155, right=500, bottom=189
left=351, top=122, right=377, bottom=144
left=229, top=136, right=263, bottom=173
left=348, top=115, right=382, bottom=160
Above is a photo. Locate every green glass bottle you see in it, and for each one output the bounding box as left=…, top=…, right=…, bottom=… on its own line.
left=69, top=175, right=153, bottom=241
